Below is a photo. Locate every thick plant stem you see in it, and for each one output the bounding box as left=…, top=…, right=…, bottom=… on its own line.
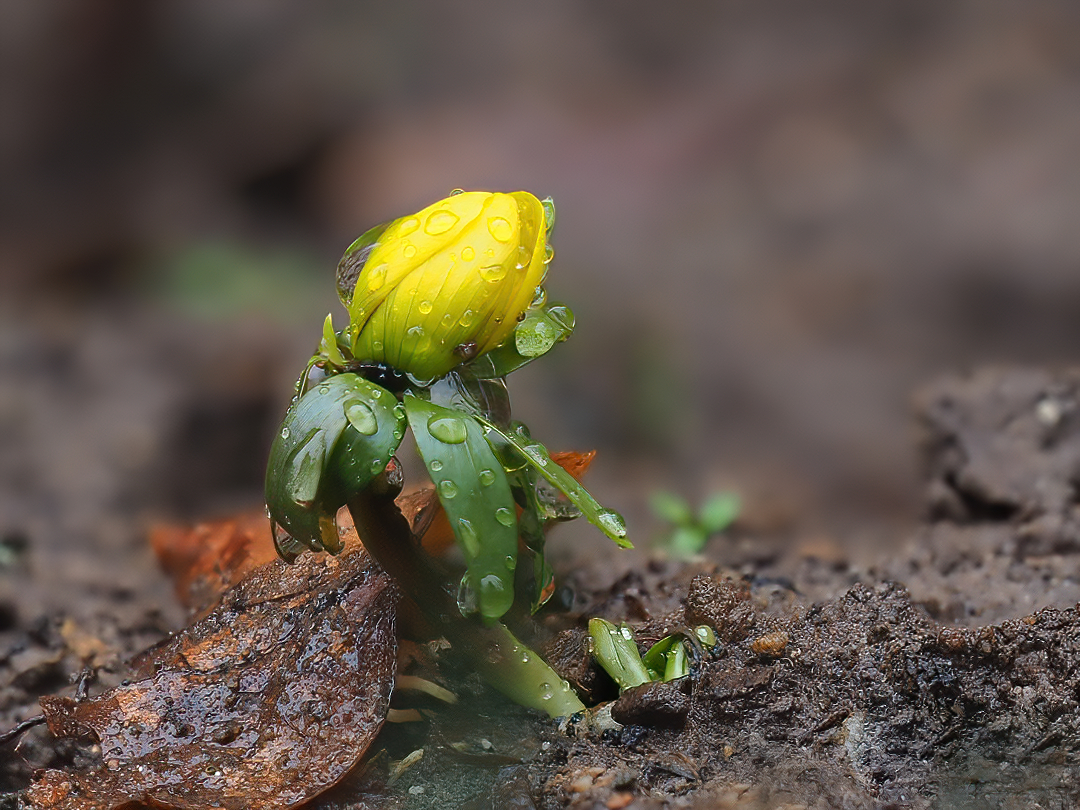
left=346, top=486, right=585, bottom=718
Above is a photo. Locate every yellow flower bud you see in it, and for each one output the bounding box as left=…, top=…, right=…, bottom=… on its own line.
left=337, top=191, right=549, bottom=382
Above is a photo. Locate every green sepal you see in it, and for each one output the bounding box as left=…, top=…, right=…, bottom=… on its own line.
left=319, top=313, right=348, bottom=368
left=461, top=302, right=575, bottom=379
left=478, top=419, right=631, bottom=548
left=588, top=618, right=652, bottom=691
left=336, top=220, right=392, bottom=310
left=265, top=373, right=405, bottom=559
left=404, top=395, right=519, bottom=621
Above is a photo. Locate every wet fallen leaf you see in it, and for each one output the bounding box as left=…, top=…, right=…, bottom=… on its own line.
left=27, top=538, right=398, bottom=810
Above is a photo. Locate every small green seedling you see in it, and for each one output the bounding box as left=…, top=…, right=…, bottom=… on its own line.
left=589, top=618, right=718, bottom=689
left=265, top=190, right=630, bottom=718
left=650, top=490, right=740, bottom=557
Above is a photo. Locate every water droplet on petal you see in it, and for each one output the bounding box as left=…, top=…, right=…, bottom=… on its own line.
left=344, top=400, right=378, bottom=435
left=403, top=243, right=417, bottom=259
left=456, top=517, right=480, bottom=556
left=479, top=264, right=508, bottom=283
left=494, top=507, right=515, bottom=527
left=531, top=286, right=547, bottom=307
left=418, top=299, right=433, bottom=314
left=438, top=480, right=458, bottom=499
left=478, top=468, right=496, bottom=487
left=449, top=188, right=465, bottom=196
left=543, top=243, right=555, bottom=264
left=596, top=509, right=627, bottom=538
left=365, top=263, right=388, bottom=291
left=461, top=246, right=475, bottom=261
left=458, top=309, right=477, bottom=328
left=425, top=209, right=459, bottom=235
left=398, top=217, right=420, bottom=236
left=428, top=414, right=468, bottom=444
left=487, top=216, right=513, bottom=242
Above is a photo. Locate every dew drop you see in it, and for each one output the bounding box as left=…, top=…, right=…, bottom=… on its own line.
left=370, top=459, right=385, bottom=475
left=403, top=243, right=417, bottom=259
left=596, top=509, right=627, bottom=538
left=461, top=246, right=475, bottom=261
left=456, top=577, right=478, bottom=615
left=429, top=459, right=443, bottom=472
left=523, top=444, right=549, bottom=466
left=425, top=209, right=459, bottom=235
left=456, top=517, right=480, bottom=556
left=478, top=468, right=497, bottom=487
left=505, top=554, right=517, bottom=571
left=344, top=400, right=378, bottom=435
left=428, top=414, right=468, bottom=444
left=494, top=507, right=515, bottom=527
left=365, top=263, right=388, bottom=291
left=438, top=480, right=458, bottom=499
left=543, top=243, right=555, bottom=264
left=539, top=682, right=553, bottom=700
left=372, top=339, right=384, bottom=351
left=449, top=188, right=465, bottom=196
left=458, top=309, right=477, bottom=327
left=531, top=286, right=547, bottom=307
left=487, top=216, right=513, bottom=242
left=479, top=263, right=508, bottom=283
left=280, top=427, right=291, bottom=440
left=406, top=324, right=425, bottom=338
left=398, top=216, right=420, bottom=236
left=318, top=384, right=330, bottom=395
left=418, top=299, right=433, bottom=314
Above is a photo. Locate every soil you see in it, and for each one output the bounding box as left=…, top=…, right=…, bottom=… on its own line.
left=5, top=5, right=1080, bottom=807
left=6, top=325, right=1080, bottom=808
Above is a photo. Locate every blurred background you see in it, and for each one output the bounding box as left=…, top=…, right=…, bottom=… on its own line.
left=3, top=0, right=1080, bottom=619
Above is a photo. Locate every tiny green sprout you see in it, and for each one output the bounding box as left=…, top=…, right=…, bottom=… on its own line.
left=650, top=490, right=740, bottom=557
left=590, top=621, right=719, bottom=690
left=265, top=190, right=628, bottom=719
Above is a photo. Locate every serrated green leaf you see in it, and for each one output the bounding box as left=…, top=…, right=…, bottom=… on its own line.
left=405, top=396, right=519, bottom=621
left=477, top=419, right=631, bottom=548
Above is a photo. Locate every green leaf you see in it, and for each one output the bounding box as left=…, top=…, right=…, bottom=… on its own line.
left=699, top=492, right=740, bottom=534
left=265, top=374, right=405, bottom=557
left=642, top=634, right=690, bottom=682
left=668, top=526, right=708, bottom=556
left=405, top=396, right=519, bottom=621
left=320, top=313, right=348, bottom=367
left=588, top=618, right=652, bottom=691
left=515, top=304, right=575, bottom=357
left=649, top=491, right=693, bottom=526
left=478, top=419, right=631, bottom=548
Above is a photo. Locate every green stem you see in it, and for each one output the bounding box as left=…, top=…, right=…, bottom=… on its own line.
left=346, top=483, right=584, bottom=718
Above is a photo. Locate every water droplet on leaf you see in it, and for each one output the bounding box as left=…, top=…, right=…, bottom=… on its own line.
left=596, top=509, right=627, bottom=538
left=438, top=480, right=458, bottom=499
left=456, top=517, right=480, bottom=556
left=494, top=507, right=515, bottom=527
left=428, top=415, right=468, bottom=444
left=429, top=459, right=443, bottom=472
left=478, top=468, right=496, bottom=487
left=344, top=400, right=378, bottom=435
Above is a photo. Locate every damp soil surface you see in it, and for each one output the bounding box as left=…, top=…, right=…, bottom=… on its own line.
left=5, top=320, right=1080, bottom=810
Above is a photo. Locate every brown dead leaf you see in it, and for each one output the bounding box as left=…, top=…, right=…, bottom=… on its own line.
left=27, top=539, right=398, bottom=810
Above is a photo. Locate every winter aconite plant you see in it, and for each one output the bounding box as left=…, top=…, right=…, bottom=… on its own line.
left=264, top=190, right=629, bottom=716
